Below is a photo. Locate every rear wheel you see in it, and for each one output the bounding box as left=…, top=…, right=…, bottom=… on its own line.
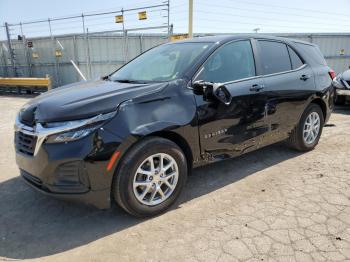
left=112, top=137, right=187, bottom=217
left=287, top=103, right=324, bottom=152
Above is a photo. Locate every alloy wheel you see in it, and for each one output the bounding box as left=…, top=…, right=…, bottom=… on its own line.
left=303, top=111, right=321, bottom=144
left=132, top=153, right=179, bottom=206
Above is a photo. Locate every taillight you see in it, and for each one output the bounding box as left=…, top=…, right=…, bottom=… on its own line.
left=329, top=69, right=336, bottom=80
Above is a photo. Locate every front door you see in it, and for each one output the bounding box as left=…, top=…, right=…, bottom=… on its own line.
left=193, top=39, right=269, bottom=160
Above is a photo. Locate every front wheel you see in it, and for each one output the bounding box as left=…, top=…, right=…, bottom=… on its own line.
left=112, top=137, right=187, bottom=217
left=287, top=103, right=324, bottom=152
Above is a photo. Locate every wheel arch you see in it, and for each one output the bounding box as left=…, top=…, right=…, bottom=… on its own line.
left=147, top=130, right=194, bottom=174
left=110, top=130, right=194, bottom=198
left=109, top=131, right=193, bottom=214
left=310, top=98, right=327, bottom=121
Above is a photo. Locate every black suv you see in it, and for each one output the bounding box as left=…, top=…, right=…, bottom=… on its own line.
left=15, top=35, right=334, bottom=217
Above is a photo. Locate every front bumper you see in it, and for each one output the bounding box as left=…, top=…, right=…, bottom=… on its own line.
left=15, top=126, right=122, bottom=209
left=20, top=169, right=111, bottom=209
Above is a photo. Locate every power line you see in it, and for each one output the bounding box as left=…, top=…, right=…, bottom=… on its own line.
left=230, top=0, right=350, bottom=17
left=193, top=1, right=350, bottom=24
left=8, top=3, right=168, bottom=26
left=192, top=8, right=350, bottom=29
left=176, top=16, right=349, bottom=32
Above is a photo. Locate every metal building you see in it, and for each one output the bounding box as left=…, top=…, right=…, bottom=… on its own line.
left=0, top=32, right=349, bottom=88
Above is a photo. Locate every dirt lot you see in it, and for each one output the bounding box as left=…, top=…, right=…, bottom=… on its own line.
left=0, top=95, right=349, bottom=262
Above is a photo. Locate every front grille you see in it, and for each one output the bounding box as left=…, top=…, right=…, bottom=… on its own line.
left=15, top=131, right=37, bottom=156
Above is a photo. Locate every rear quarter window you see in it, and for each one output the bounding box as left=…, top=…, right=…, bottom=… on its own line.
left=287, top=46, right=304, bottom=69
left=295, top=43, right=327, bottom=66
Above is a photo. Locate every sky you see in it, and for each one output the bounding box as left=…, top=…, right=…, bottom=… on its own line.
left=1, top=0, right=350, bottom=40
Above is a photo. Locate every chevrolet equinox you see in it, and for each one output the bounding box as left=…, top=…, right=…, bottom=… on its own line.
left=15, top=35, right=334, bottom=217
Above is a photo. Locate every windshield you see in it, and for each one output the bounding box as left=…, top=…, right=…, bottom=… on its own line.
left=110, top=42, right=212, bottom=82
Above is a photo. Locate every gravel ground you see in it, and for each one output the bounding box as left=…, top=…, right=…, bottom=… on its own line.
left=0, top=96, right=349, bottom=262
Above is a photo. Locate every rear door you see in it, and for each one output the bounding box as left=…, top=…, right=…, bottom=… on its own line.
left=194, top=39, right=268, bottom=159
left=256, top=39, right=316, bottom=144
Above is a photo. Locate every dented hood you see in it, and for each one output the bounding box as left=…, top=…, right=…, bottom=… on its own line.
left=19, top=79, right=167, bottom=125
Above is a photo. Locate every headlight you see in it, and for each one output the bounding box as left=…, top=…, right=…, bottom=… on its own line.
left=46, top=125, right=100, bottom=143
left=45, top=111, right=116, bottom=144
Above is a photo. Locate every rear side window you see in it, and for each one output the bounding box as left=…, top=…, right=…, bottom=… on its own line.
left=258, top=41, right=292, bottom=74
left=295, top=43, right=327, bottom=66
left=288, top=46, right=304, bottom=69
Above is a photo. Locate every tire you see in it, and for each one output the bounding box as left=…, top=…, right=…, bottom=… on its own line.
left=112, top=137, right=187, bottom=217
left=334, top=94, right=346, bottom=105
left=287, top=103, right=324, bottom=152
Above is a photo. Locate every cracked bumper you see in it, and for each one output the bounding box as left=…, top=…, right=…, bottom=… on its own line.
left=15, top=127, right=123, bottom=209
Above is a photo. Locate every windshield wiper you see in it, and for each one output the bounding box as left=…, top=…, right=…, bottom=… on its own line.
left=114, top=79, right=147, bottom=84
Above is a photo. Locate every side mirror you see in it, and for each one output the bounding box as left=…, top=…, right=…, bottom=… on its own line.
left=213, top=83, right=232, bottom=105
left=192, top=80, right=232, bottom=105
left=192, top=80, right=209, bottom=95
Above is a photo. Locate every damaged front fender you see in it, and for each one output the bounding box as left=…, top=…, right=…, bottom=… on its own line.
left=105, top=80, right=197, bottom=138
left=103, top=79, right=201, bottom=172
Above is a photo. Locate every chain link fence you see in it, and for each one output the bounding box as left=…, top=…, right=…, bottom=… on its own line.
left=0, top=1, right=171, bottom=88
left=1, top=0, right=350, bottom=90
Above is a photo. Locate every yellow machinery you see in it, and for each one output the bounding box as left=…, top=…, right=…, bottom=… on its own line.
left=0, top=75, right=51, bottom=93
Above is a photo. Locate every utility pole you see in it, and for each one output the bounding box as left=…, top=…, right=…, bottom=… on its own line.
left=188, top=0, right=193, bottom=38
left=86, top=28, right=92, bottom=78
left=167, top=0, right=170, bottom=37
left=4, top=22, right=17, bottom=76
left=20, top=22, right=32, bottom=76
left=48, top=18, right=59, bottom=86
left=82, top=14, right=91, bottom=80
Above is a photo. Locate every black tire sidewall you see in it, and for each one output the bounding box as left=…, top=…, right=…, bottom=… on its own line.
left=297, top=104, right=324, bottom=150
left=114, top=138, right=187, bottom=217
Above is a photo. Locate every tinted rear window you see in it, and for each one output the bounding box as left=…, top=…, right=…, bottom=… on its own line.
left=258, top=40, right=292, bottom=74
left=295, top=43, right=327, bottom=66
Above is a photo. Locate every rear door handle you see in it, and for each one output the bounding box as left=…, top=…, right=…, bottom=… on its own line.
left=250, top=84, right=264, bottom=92
left=300, top=74, right=310, bottom=81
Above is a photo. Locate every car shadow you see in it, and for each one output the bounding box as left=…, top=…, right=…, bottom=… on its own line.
left=0, top=143, right=301, bottom=259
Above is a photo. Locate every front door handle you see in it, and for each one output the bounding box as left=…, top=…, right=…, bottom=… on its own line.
left=300, top=74, right=310, bottom=81
left=250, top=84, right=264, bottom=92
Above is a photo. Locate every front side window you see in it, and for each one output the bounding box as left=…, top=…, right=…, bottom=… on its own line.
left=195, top=40, right=256, bottom=83
left=110, top=42, right=212, bottom=82
left=259, top=40, right=292, bottom=74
